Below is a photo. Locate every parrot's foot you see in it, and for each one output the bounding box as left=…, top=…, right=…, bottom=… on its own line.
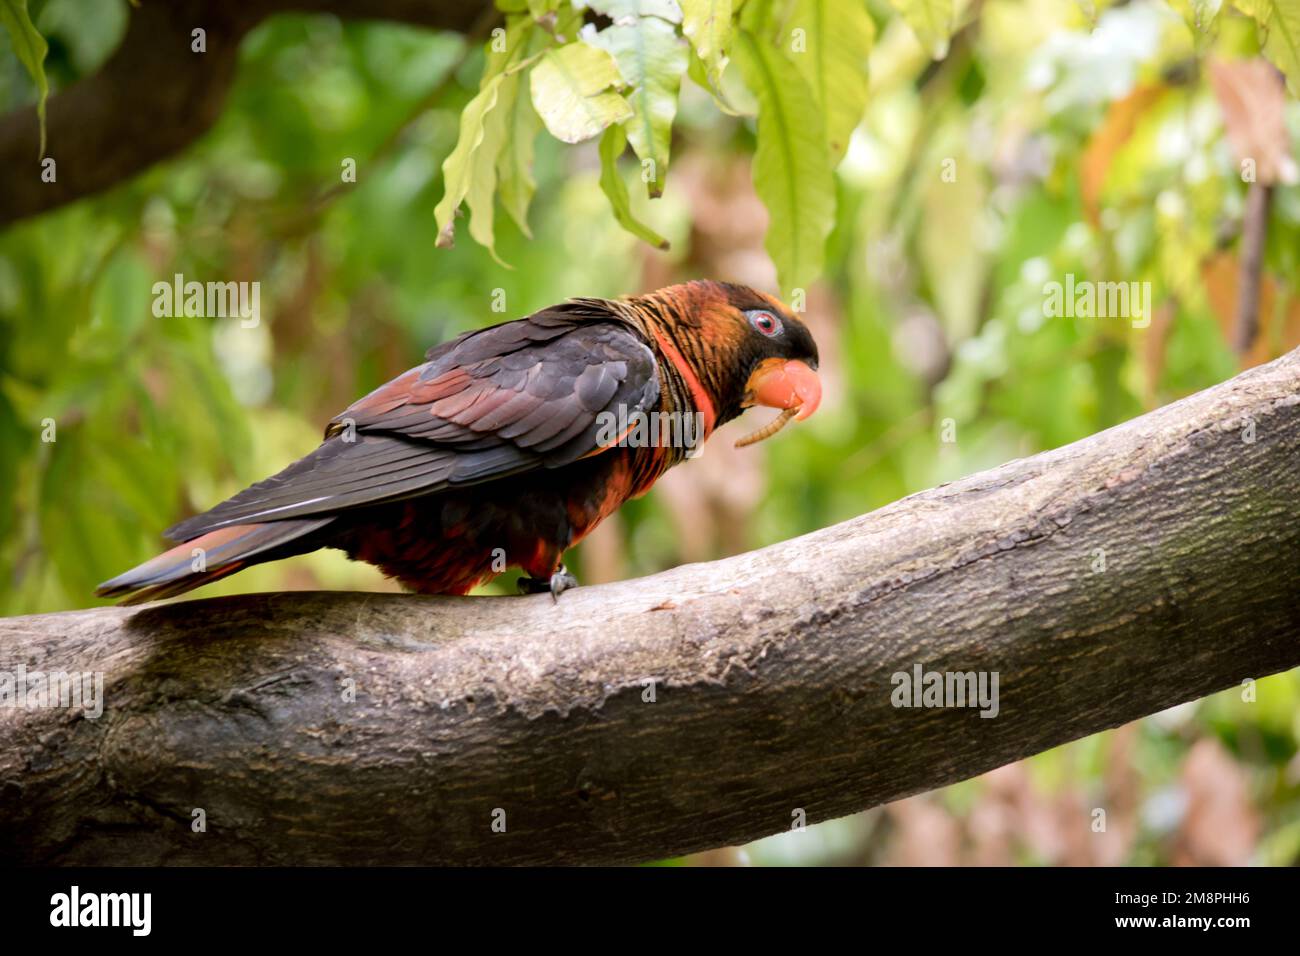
left=517, top=564, right=579, bottom=601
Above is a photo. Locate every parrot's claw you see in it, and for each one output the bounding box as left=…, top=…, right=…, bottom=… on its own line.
left=517, top=564, right=579, bottom=601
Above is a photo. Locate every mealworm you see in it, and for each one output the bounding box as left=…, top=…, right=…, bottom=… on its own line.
left=734, top=406, right=799, bottom=448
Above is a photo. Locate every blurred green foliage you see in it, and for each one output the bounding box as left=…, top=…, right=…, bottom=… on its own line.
left=1, top=0, right=1297, bottom=865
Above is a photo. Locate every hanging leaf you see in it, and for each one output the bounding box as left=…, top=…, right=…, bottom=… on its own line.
left=784, top=0, right=875, bottom=161
left=687, top=46, right=745, bottom=114
left=885, top=0, right=955, bottom=60
left=598, top=124, right=671, bottom=249
left=0, top=0, right=50, bottom=157
left=436, top=17, right=533, bottom=250
left=496, top=73, right=546, bottom=238
left=466, top=80, right=516, bottom=265
left=434, top=75, right=505, bottom=248
left=491, top=18, right=555, bottom=239
left=680, top=0, right=733, bottom=91
left=529, top=41, right=633, bottom=143
left=733, top=29, right=835, bottom=295
left=588, top=17, right=688, bottom=196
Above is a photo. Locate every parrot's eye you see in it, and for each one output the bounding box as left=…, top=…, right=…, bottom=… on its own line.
left=747, top=310, right=782, bottom=337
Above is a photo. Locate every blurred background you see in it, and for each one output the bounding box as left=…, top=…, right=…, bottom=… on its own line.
left=1, top=0, right=1297, bottom=865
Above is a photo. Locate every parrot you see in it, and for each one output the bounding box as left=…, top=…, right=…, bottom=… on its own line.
left=96, top=280, right=822, bottom=604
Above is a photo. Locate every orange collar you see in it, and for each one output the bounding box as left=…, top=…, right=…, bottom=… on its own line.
left=649, top=327, right=717, bottom=437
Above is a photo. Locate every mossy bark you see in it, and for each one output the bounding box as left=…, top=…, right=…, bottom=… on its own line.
left=2, top=349, right=1298, bottom=865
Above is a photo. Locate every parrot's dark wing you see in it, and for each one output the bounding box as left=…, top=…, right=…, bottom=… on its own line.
left=165, top=312, right=659, bottom=541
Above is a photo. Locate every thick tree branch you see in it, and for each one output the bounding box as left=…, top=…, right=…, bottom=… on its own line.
left=0, top=0, right=494, bottom=226
left=2, top=349, right=1299, bottom=865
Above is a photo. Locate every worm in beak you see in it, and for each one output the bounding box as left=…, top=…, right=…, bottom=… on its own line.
left=736, top=358, right=822, bottom=448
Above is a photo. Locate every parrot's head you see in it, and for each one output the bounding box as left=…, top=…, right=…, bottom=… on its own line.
left=631, top=280, right=822, bottom=446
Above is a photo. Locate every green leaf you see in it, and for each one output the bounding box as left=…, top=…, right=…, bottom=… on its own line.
left=434, top=75, right=506, bottom=248
left=785, top=0, right=875, bottom=161
left=687, top=46, right=746, bottom=114
left=737, top=0, right=782, bottom=34
left=0, top=0, right=50, bottom=157
left=529, top=41, right=634, bottom=143
left=680, top=0, right=734, bottom=91
left=733, top=29, right=835, bottom=295
left=1235, top=0, right=1300, bottom=95
left=496, top=73, right=546, bottom=238
left=598, top=124, right=671, bottom=249
left=493, top=16, right=559, bottom=239
left=588, top=17, right=688, bottom=196
left=435, top=17, right=532, bottom=249
left=587, top=0, right=684, bottom=22
left=466, top=76, right=517, bottom=265
left=885, top=0, right=954, bottom=60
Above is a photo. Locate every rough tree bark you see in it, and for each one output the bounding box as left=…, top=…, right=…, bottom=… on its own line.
left=2, top=349, right=1298, bottom=865
left=0, top=0, right=495, bottom=226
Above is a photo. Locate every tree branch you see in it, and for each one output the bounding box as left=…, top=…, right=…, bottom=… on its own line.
left=0, top=0, right=494, bottom=226
left=3, top=349, right=1299, bottom=865
left=1234, top=180, right=1273, bottom=357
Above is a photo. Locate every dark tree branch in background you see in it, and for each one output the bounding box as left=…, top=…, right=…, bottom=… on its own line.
left=1234, top=181, right=1273, bottom=356
left=2, top=349, right=1298, bottom=865
left=0, top=0, right=494, bottom=226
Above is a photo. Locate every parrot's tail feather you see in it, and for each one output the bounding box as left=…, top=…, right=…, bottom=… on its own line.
left=95, top=518, right=335, bottom=605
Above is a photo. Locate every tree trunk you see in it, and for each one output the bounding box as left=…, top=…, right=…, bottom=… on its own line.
left=2, top=349, right=1298, bottom=865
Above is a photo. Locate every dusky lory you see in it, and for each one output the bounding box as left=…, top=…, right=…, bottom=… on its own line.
left=96, top=280, right=821, bottom=603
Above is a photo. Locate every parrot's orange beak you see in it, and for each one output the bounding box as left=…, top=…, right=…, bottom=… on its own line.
left=744, top=358, right=822, bottom=420
left=736, top=359, right=822, bottom=447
